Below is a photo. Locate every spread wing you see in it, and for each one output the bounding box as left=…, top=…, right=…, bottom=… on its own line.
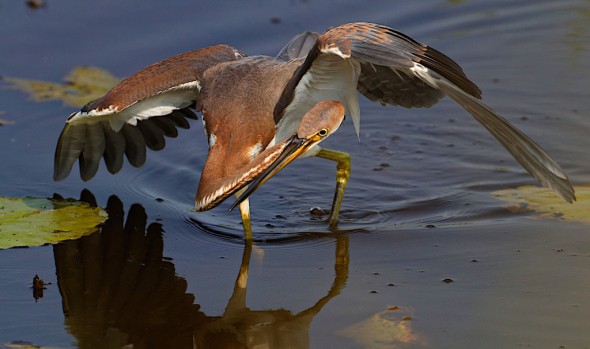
left=54, top=45, right=245, bottom=181
left=273, top=22, right=575, bottom=203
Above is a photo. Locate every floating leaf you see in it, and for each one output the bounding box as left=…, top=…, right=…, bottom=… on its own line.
left=337, top=306, right=423, bottom=348
left=1, top=341, right=60, bottom=349
left=3, top=66, right=119, bottom=107
left=492, top=184, right=590, bottom=224
left=0, top=196, right=107, bottom=249
left=0, top=111, right=15, bottom=126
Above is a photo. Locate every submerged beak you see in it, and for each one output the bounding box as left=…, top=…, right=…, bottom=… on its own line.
left=229, top=134, right=317, bottom=211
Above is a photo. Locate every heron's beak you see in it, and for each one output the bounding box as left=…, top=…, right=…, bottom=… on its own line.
left=230, top=134, right=318, bottom=211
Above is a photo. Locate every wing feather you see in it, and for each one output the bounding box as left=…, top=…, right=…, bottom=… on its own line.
left=122, top=124, right=147, bottom=168
left=79, top=124, right=106, bottom=181
left=54, top=45, right=244, bottom=181
left=275, top=23, right=480, bottom=123
left=274, top=22, right=574, bottom=201
left=434, top=76, right=575, bottom=202
left=102, top=122, right=126, bottom=174
left=53, top=124, right=85, bottom=181
left=152, top=116, right=179, bottom=138
left=75, top=45, right=244, bottom=118
left=137, top=118, right=166, bottom=151
left=53, top=109, right=198, bottom=181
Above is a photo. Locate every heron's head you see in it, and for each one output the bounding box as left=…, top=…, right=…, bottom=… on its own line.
left=296, top=100, right=345, bottom=141
left=229, top=100, right=345, bottom=210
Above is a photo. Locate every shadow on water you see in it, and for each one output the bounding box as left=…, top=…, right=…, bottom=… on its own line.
left=53, top=190, right=350, bottom=349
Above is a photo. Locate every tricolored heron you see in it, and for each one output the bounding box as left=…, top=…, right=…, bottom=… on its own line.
left=54, top=22, right=575, bottom=239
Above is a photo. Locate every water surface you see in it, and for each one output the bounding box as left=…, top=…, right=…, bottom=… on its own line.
left=1, top=0, right=589, bottom=348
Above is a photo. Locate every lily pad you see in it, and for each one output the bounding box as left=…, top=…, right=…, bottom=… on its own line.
left=492, top=184, right=590, bottom=224
left=3, top=66, right=119, bottom=107
left=0, top=196, right=107, bottom=249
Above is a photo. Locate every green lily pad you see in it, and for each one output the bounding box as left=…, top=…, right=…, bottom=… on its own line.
left=492, top=184, right=590, bottom=224
left=0, top=196, right=108, bottom=249
left=3, top=66, right=119, bottom=107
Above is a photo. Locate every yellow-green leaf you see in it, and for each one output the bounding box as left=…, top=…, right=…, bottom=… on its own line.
left=492, top=184, right=590, bottom=224
left=0, top=196, right=107, bottom=249
left=3, top=66, right=119, bottom=107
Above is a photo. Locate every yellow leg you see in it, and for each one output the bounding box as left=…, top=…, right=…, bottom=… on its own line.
left=239, top=199, right=253, bottom=241
left=235, top=188, right=253, bottom=240
left=316, top=148, right=351, bottom=229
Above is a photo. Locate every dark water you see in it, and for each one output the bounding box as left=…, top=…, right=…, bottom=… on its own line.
left=1, top=0, right=590, bottom=348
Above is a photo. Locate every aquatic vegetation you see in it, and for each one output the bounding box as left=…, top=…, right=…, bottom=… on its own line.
left=493, top=184, right=590, bottom=224
left=0, top=196, right=107, bottom=249
left=3, top=66, right=119, bottom=107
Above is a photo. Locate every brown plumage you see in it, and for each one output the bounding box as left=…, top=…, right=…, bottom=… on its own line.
left=54, top=22, right=575, bottom=237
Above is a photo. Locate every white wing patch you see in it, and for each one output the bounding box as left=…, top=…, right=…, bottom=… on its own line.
left=322, top=44, right=351, bottom=58
left=66, top=80, right=201, bottom=132
left=409, top=63, right=439, bottom=89
left=167, top=80, right=201, bottom=91
left=275, top=54, right=361, bottom=144
left=66, top=106, right=120, bottom=125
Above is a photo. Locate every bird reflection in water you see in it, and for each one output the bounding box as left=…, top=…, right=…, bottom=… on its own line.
left=52, top=190, right=360, bottom=348
left=53, top=190, right=202, bottom=348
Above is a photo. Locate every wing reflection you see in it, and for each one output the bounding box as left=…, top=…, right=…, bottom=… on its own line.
left=53, top=191, right=204, bottom=348
left=53, top=190, right=348, bottom=349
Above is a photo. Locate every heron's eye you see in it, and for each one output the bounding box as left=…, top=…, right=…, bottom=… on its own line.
left=318, top=128, right=329, bottom=137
